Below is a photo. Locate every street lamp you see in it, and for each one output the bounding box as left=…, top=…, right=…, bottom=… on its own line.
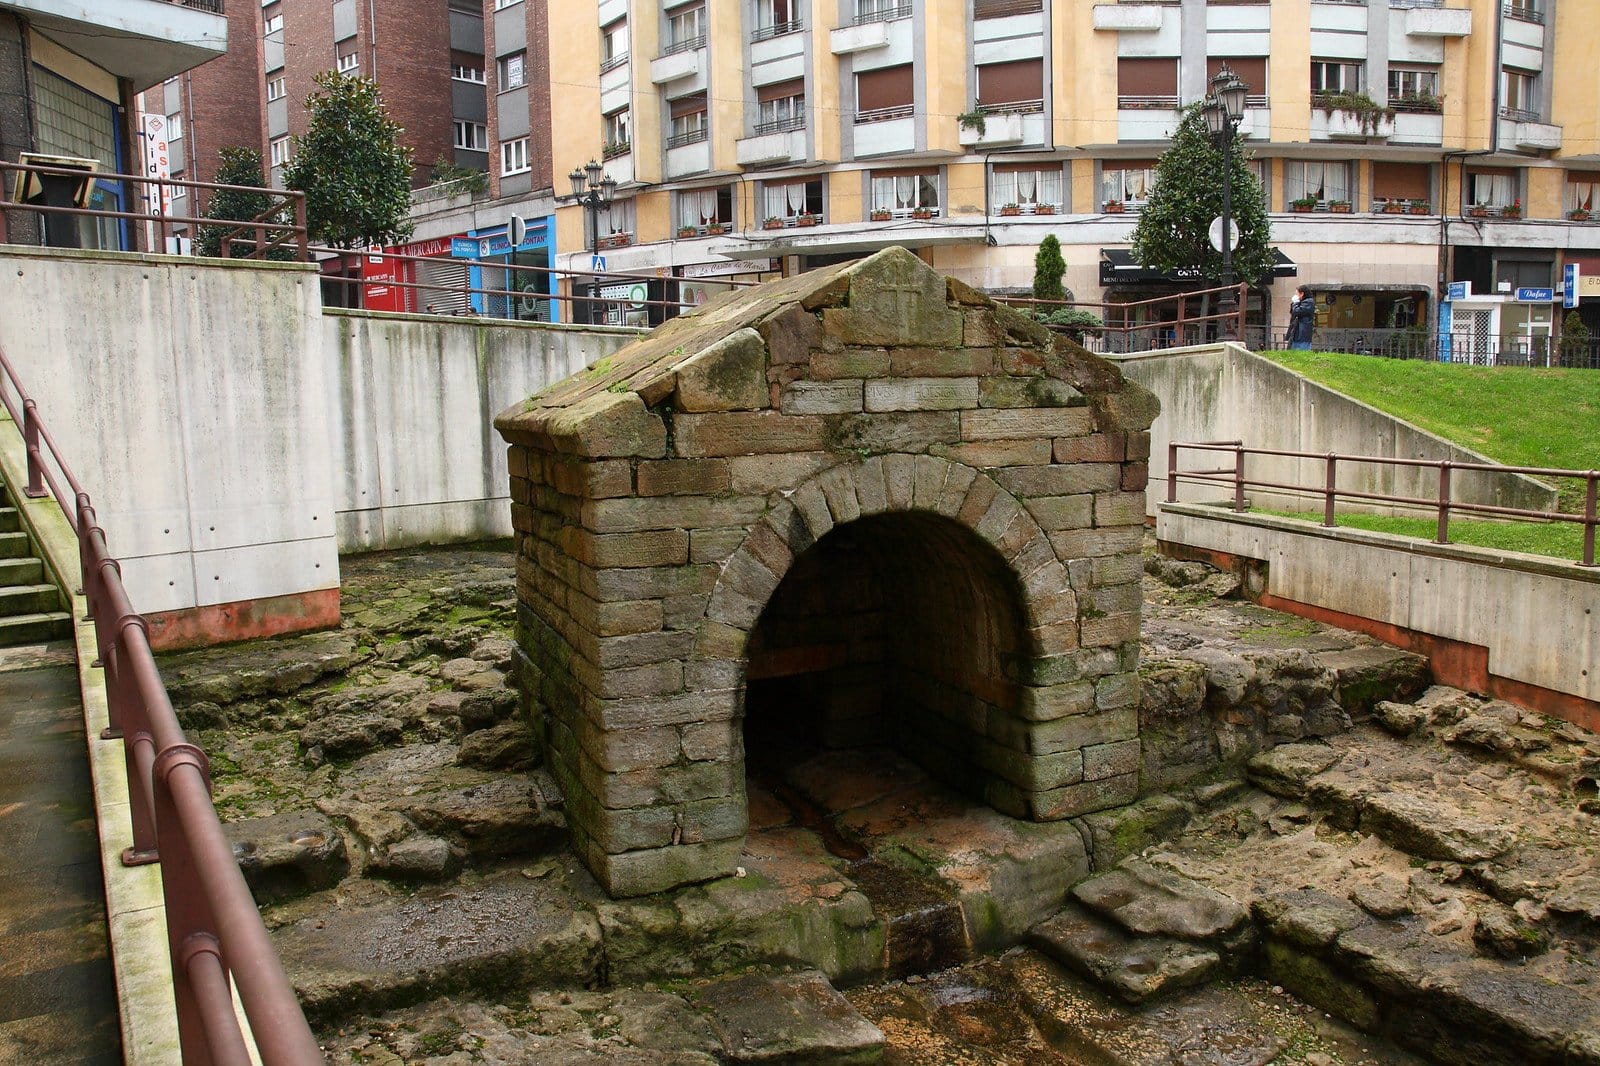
left=1202, top=64, right=1249, bottom=340
left=563, top=159, right=618, bottom=257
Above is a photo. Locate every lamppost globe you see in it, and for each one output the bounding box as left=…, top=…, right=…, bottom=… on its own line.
left=1202, top=97, right=1225, bottom=137
left=599, top=174, right=618, bottom=205
left=583, top=158, right=603, bottom=189
left=568, top=166, right=586, bottom=199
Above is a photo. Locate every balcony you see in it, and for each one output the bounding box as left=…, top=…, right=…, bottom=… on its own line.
left=4, top=0, right=227, bottom=90
left=1502, top=2, right=1542, bottom=23
left=1500, top=114, right=1562, bottom=151
left=957, top=107, right=1041, bottom=148
left=737, top=120, right=806, bottom=166
left=1403, top=5, right=1471, bottom=36
left=751, top=18, right=803, bottom=42
left=1092, top=4, right=1163, bottom=31
left=650, top=37, right=704, bottom=85
left=1310, top=95, right=1395, bottom=141
left=830, top=20, right=891, bottom=53
left=853, top=3, right=912, bottom=25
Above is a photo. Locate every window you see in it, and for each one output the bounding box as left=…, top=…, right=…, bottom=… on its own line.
left=269, top=137, right=290, bottom=168
left=666, top=5, right=706, bottom=54
left=1101, top=162, right=1157, bottom=206
left=754, top=0, right=801, bottom=39
left=1465, top=169, right=1517, bottom=210
left=991, top=165, right=1063, bottom=211
left=1501, top=68, right=1538, bottom=119
left=452, top=64, right=485, bottom=83
left=761, top=178, right=823, bottom=223
left=265, top=76, right=286, bottom=101
left=1206, top=57, right=1268, bottom=106
left=263, top=12, right=283, bottom=34
left=856, top=0, right=911, bottom=24
left=336, top=51, right=359, bottom=74
left=493, top=0, right=522, bottom=8
left=1311, top=60, right=1362, bottom=96
left=600, top=197, right=635, bottom=238
left=976, top=59, right=1044, bottom=113
left=501, top=137, right=529, bottom=175
left=601, top=19, right=629, bottom=71
left=855, top=64, right=913, bottom=121
left=756, top=79, right=805, bottom=133
left=1371, top=161, right=1432, bottom=209
left=603, top=108, right=630, bottom=157
left=1389, top=66, right=1441, bottom=111
left=170, top=183, right=186, bottom=202
left=1504, top=0, right=1542, bottom=22
left=453, top=121, right=487, bottom=151
left=498, top=52, right=526, bottom=90
left=676, top=185, right=734, bottom=232
left=1117, top=58, right=1177, bottom=107
left=1567, top=172, right=1600, bottom=216
left=668, top=96, right=708, bottom=147
left=167, top=112, right=183, bottom=140
left=870, top=170, right=939, bottom=216
left=1285, top=160, right=1354, bottom=206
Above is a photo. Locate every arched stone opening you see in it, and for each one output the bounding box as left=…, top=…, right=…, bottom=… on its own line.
left=744, top=511, right=1031, bottom=809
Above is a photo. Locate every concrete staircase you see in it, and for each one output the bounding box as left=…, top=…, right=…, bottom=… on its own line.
left=0, top=478, right=71, bottom=647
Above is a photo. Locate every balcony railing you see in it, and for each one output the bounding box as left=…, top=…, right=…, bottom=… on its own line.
left=753, top=115, right=807, bottom=136
left=1117, top=94, right=1179, bottom=109
left=751, top=18, right=803, bottom=41
left=166, top=0, right=225, bottom=11
left=666, top=127, right=709, bottom=149
left=1391, top=93, right=1443, bottom=113
left=854, top=103, right=914, bottom=123
left=974, top=0, right=1043, bottom=17
left=601, top=140, right=630, bottom=160
left=854, top=3, right=913, bottom=26
left=660, top=33, right=707, bottom=57
left=1503, top=2, right=1543, bottom=22
left=977, top=98, right=1046, bottom=115
left=600, top=52, right=629, bottom=74
left=1499, top=105, right=1541, bottom=122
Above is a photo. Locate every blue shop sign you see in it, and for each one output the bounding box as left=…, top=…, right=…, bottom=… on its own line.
left=1515, top=287, right=1555, bottom=303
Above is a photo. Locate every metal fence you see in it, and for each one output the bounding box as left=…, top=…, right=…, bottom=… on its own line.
left=0, top=345, right=322, bottom=1065
left=1168, top=439, right=1598, bottom=566
left=999, top=283, right=1251, bottom=352
left=1285, top=327, right=1600, bottom=369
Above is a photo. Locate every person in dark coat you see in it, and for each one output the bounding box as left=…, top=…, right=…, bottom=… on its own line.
left=1286, top=286, right=1316, bottom=350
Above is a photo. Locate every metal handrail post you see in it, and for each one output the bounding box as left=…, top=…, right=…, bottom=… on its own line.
left=1584, top=472, right=1597, bottom=567
left=293, top=197, right=308, bottom=262
left=1167, top=442, right=1178, bottom=503
left=1435, top=461, right=1453, bottom=544
left=22, top=399, right=45, bottom=497
left=1232, top=445, right=1246, bottom=511
left=1323, top=454, right=1337, bottom=526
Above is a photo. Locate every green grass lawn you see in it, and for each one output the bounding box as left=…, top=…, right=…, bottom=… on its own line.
left=1263, top=508, right=1591, bottom=564
left=1260, top=350, right=1600, bottom=511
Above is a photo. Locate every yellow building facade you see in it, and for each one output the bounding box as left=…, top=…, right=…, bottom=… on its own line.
left=527, top=0, right=1598, bottom=342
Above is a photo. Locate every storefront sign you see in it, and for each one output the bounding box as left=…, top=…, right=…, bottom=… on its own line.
left=1446, top=281, right=1470, bottom=301
left=1564, top=263, right=1581, bottom=309
left=139, top=114, right=171, bottom=215
left=1515, top=287, right=1555, bottom=303
left=681, top=258, right=777, bottom=279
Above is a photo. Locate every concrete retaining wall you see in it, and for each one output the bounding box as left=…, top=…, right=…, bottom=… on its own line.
left=325, top=310, right=637, bottom=552
left=0, top=247, right=637, bottom=641
left=1158, top=503, right=1599, bottom=725
left=1112, top=344, right=1558, bottom=519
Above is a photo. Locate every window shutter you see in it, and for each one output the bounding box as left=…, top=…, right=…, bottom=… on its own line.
left=1371, top=163, right=1430, bottom=201
left=757, top=78, right=805, bottom=103
left=670, top=94, right=708, bottom=119
left=1117, top=58, right=1176, bottom=97
left=976, top=59, right=1043, bottom=106
left=856, top=64, right=914, bottom=112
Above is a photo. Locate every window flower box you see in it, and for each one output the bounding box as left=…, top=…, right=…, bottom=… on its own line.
left=708, top=223, right=727, bottom=235
left=1501, top=201, right=1523, bottom=219
left=1381, top=201, right=1404, bottom=214
left=911, top=208, right=934, bottom=220
left=1571, top=209, right=1592, bottom=222
left=1103, top=200, right=1125, bottom=214
left=763, top=217, right=784, bottom=230
left=1034, top=204, right=1056, bottom=215
left=1467, top=205, right=1490, bottom=218
left=870, top=209, right=892, bottom=221
left=1291, top=197, right=1317, bottom=213
left=1408, top=201, right=1430, bottom=215
left=1329, top=200, right=1352, bottom=213
left=1000, top=203, right=1021, bottom=217
left=796, top=213, right=818, bottom=227
left=678, top=226, right=698, bottom=238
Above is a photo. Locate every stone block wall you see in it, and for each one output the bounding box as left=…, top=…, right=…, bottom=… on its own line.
left=495, top=248, right=1159, bottom=898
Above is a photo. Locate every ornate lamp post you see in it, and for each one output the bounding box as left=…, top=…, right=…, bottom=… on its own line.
left=564, top=158, right=618, bottom=257
left=1202, top=64, right=1249, bottom=340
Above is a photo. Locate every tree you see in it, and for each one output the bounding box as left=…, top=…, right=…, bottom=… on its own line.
left=283, top=71, right=414, bottom=249
left=1033, top=234, right=1066, bottom=302
left=1131, top=104, right=1273, bottom=286
left=1561, top=310, right=1592, bottom=368
left=194, top=147, right=292, bottom=259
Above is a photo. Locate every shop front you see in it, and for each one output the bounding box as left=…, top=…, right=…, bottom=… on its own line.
left=453, top=215, right=555, bottom=321
left=361, top=236, right=470, bottom=314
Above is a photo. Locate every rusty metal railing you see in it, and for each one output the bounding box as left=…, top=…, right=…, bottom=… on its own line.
left=0, top=161, right=308, bottom=262
left=1166, top=440, right=1599, bottom=567
left=0, top=343, right=321, bottom=1065
left=999, top=282, right=1250, bottom=353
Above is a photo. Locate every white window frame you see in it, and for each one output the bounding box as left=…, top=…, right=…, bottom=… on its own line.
left=1285, top=160, right=1354, bottom=207
left=498, top=52, right=526, bottom=91
left=870, top=172, right=939, bottom=216
left=453, top=121, right=487, bottom=151
left=1466, top=171, right=1516, bottom=210
left=167, top=112, right=183, bottom=140
left=603, top=108, right=630, bottom=152
left=1501, top=68, right=1538, bottom=118
left=265, top=76, right=286, bottom=102
left=493, top=0, right=523, bottom=8
left=757, top=93, right=805, bottom=131
left=1100, top=165, right=1156, bottom=207
left=600, top=197, right=635, bottom=238
left=501, top=137, right=530, bottom=176
left=1388, top=66, right=1439, bottom=101
left=991, top=167, right=1063, bottom=212
left=601, top=20, right=629, bottom=69
left=336, top=52, right=359, bottom=74
left=670, top=108, right=708, bottom=143
left=1311, top=60, right=1362, bottom=95
left=667, top=5, right=705, bottom=49
left=452, top=64, right=485, bottom=84
left=760, top=178, right=822, bottom=223
left=269, top=137, right=290, bottom=168
left=263, top=12, right=283, bottom=34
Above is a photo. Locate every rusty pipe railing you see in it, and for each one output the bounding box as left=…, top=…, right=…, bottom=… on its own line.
left=0, top=343, right=321, bottom=1065
left=998, top=281, right=1250, bottom=351
left=1166, top=439, right=1599, bottom=567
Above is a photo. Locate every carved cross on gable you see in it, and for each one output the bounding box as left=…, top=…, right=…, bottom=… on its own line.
left=821, top=248, right=962, bottom=347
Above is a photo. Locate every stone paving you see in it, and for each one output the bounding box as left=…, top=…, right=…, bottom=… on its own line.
left=0, top=641, right=120, bottom=1064
left=146, top=538, right=1521, bottom=1063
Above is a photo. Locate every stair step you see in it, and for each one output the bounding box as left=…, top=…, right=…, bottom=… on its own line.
left=0, top=557, right=44, bottom=588
left=0, top=611, right=72, bottom=648
left=0, top=507, right=18, bottom=533
left=1027, top=904, right=1222, bottom=1004
left=0, top=582, right=62, bottom=616
left=0, top=531, right=31, bottom=559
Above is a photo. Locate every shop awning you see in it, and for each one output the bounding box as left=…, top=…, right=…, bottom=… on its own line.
left=1098, top=248, right=1297, bottom=286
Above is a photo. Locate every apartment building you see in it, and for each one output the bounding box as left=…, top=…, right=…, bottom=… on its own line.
left=1, top=0, right=227, bottom=251
left=495, top=0, right=1597, bottom=348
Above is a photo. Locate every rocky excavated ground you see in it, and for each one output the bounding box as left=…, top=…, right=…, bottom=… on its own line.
left=155, top=540, right=1600, bottom=1065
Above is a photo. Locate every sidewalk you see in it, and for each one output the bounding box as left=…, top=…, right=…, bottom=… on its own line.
left=0, top=641, right=120, bottom=1064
